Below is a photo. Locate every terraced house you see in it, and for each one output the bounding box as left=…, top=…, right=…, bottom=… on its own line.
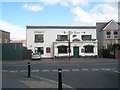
left=26, top=25, right=98, bottom=59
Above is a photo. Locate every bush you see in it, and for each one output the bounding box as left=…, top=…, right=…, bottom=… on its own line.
left=102, top=44, right=120, bottom=58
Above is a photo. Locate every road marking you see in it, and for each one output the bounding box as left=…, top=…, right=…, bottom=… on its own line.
left=91, top=68, right=100, bottom=71
left=109, top=70, right=120, bottom=73
left=2, top=70, right=8, bottom=72
left=95, top=63, right=118, bottom=65
left=31, top=70, right=39, bottom=72
left=110, top=68, right=117, bottom=69
left=3, top=68, right=119, bottom=73
left=52, top=69, right=58, bottom=72
left=100, top=68, right=111, bottom=71
left=9, top=70, right=18, bottom=73
left=81, top=69, right=89, bottom=71
left=42, top=69, right=49, bottom=72
left=62, top=69, right=70, bottom=72
left=3, top=65, right=25, bottom=67
left=72, top=69, right=79, bottom=71
left=20, top=70, right=28, bottom=72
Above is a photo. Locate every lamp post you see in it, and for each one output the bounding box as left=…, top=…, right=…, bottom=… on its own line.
left=68, top=31, right=71, bottom=60
left=64, top=31, right=71, bottom=60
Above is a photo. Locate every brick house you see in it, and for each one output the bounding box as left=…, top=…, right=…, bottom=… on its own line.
left=0, top=30, right=10, bottom=43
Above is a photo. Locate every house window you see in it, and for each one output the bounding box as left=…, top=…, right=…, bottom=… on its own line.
left=107, top=36, right=111, bottom=38
left=46, top=47, right=50, bottom=53
left=84, top=45, right=94, bottom=53
left=106, top=31, right=111, bottom=39
left=35, top=47, right=44, bottom=54
left=56, top=35, right=68, bottom=41
left=114, top=31, right=118, bottom=35
left=57, top=45, right=67, bottom=54
left=106, top=31, right=111, bottom=35
left=35, top=34, right=44, bottom=43
left=113, top=31, right=118, bottom=39
left=82, top=35, right=92, bottom=40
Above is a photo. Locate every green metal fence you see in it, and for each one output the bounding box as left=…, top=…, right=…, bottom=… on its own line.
left=2, top=43, right=23, bottom=61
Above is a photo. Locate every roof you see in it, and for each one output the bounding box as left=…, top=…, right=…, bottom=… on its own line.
left=10, top=40, right=26, bottom=43
left=97, top=19, right=120, bottom=31
left=0, top=29, right=10, bottom=34
left=26, top=25, right=96, bottom=29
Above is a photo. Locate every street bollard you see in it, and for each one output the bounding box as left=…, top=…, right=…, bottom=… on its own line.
left=58, top=68, right=62, bottom=90
left=28, top=62, right=31, bottom=78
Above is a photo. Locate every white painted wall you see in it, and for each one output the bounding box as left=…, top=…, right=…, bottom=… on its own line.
left=27, top=26, right=98, bottom=58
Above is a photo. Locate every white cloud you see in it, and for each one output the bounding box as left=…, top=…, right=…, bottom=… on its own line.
left=41, top=0, right=60, bottom=5
left=60, top=1, right=70, bottom=6
left=70, top=0, right=89, bottom=6
left=40, top=0, right=89, bottom=6
left=0, top=20, right=26, bottom=40
left=71, top=3, right=118, bottom=25
left=71, top=7, right=94, bottom=24
left=22, top=4, right=43, bottom=11
left=1, top=0, right=119, bottom=2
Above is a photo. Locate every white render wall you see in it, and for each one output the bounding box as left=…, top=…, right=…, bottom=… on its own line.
left=27, top=26, right=98, bottom=58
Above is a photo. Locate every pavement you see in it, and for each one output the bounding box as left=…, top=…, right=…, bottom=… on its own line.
left=2, top=58, right=119, bottom=89
left=2, top=58, right=119, bottom=64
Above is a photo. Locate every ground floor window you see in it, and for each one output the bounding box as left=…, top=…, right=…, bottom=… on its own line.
left=46, top=47, right=50, bottom=53
left=84, top=45, right=94, bottom=53
left=57, top=45, right=67, bottom=54
left=35, top=47, right=44, bottom=54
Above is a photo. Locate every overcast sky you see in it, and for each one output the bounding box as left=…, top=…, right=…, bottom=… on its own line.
left=0, top=0, right=119, bottom=40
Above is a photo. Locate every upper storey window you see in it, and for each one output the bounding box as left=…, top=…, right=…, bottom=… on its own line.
left=82, top=35, right=92, bottom=41
left=106, top=31, right=111, bottom=39
left=56, top=35, right=68, bottom=41
left=113, top=31, right=118, bottom=39
left=34, top=34, right=44, bottom=43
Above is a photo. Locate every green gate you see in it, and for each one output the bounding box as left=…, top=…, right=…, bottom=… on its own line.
left=73, top=47, right=79, bottom=58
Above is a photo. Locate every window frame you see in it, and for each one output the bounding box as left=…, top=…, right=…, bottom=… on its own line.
left=57, top=45, right=68, bottom=54
left=106, top=31, right=112, bottom=39
left=35, top=47, right=44, bottom=54
left=113, top=31, right=118, bottom=39
left=56, top=35, right=68, bottom=41
left=84, top=45, right=94, bottom=53
left=46, top=47, right=50, bottom=53
left=34, top=34, right=44, bottom=43
left=82, top=35, right=92, bottom=40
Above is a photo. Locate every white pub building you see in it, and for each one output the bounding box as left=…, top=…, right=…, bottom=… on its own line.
left=26, top=25, right=98, bottom=59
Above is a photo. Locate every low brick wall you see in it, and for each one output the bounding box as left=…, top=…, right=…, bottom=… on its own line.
left=115, top=50, right=120, bottom=60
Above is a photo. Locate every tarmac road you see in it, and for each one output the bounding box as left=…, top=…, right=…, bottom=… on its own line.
left=2, top=58, right=120, bottom=89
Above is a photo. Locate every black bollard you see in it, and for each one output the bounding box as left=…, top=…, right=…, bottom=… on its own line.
left=28, top=62, right=31, bottom=78
left=58, top=68, right=62, bottom=90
